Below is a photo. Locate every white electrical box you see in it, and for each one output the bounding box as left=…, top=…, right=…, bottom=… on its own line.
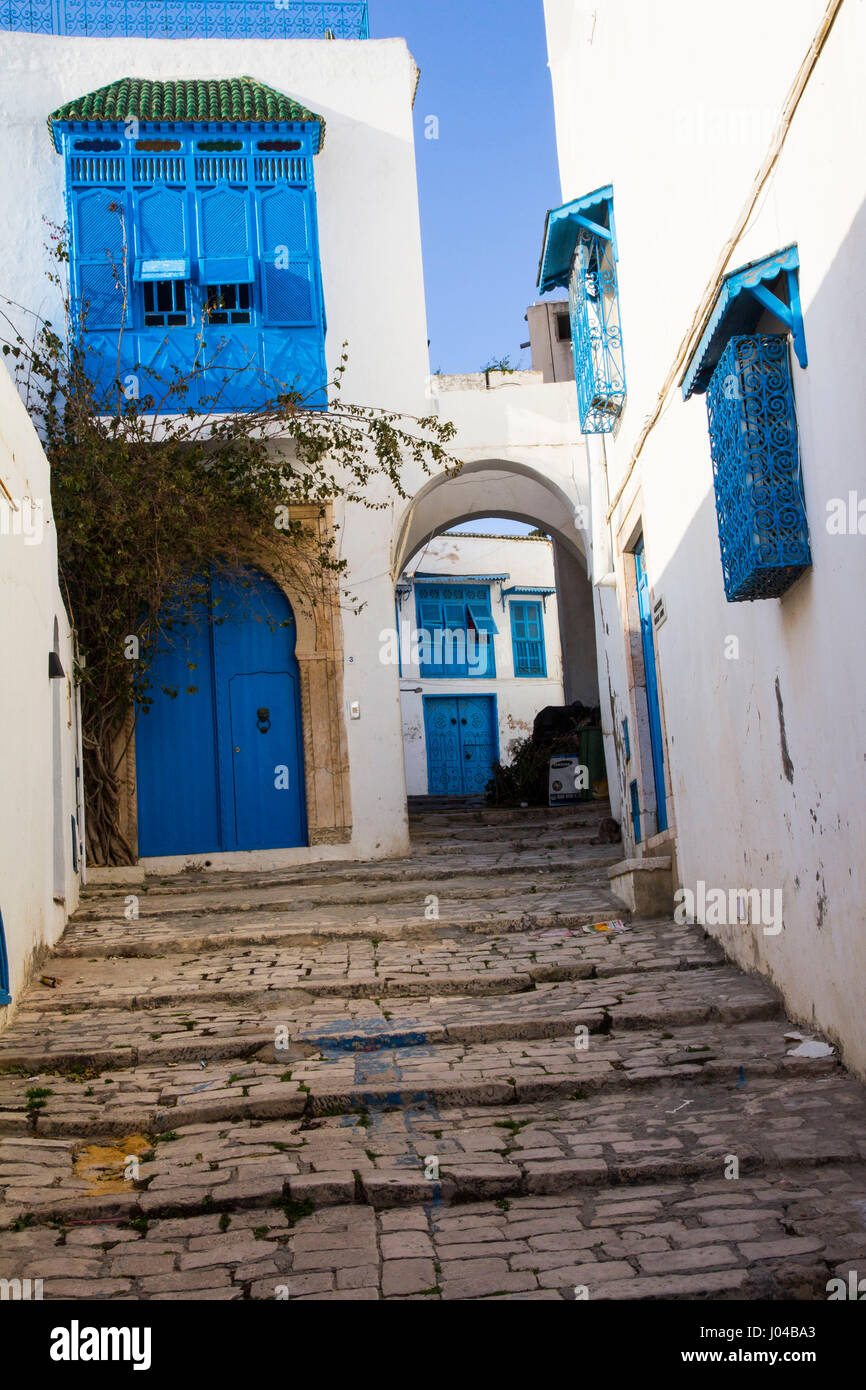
left=549, top=756, right=582, bottom=807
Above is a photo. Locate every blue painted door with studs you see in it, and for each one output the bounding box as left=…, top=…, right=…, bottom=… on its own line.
left=424, top=695, right=498, bottom=796
left=634, top=538, right=668, bottom=834
left=136, top=567, right=306, bottom=856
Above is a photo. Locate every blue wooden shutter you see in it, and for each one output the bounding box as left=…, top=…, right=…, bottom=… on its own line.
left=258, top=187, right=317, bottom=326
left=197, top=187, right=254, bottom=285
left=72, top=187, right=129, bottom=330
left=443, top=600, right=466, bottom=629
left=466, top=599, right=498, bottom=635
left=510, top=601, right=544, bottom=676
left=418, top=599, right=443, bottom=629
left=134, top=186, right=190, bottom=282
left=511, top=602, right=529, bottom=642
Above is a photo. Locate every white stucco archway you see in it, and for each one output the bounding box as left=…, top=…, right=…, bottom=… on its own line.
left=393, top=457, right=590, bottom=577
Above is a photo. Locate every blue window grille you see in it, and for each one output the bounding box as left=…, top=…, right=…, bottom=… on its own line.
left=0, top=908, right=10, bottom=1006
left=682, top=246, right=811, bottom=602
left=0, top=1, right=370, bottom=39
left=415, top=585, right=497, bottom=679
left=622, top=717, right=630, bottom=762
left=509, top=601, right=546, bottom=677
left=56, top=119, right=327, bottom=413
left=538, top=186, right=626, bottom=433
left=706, top=336, right=810, bottom=602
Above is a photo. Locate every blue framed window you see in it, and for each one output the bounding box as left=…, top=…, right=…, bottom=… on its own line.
left=0, top=908, right=10, bottom=1007
left=538, top=185, right=626, bottom=433
left=683, top=248, right=810, bottom=603
left=509, top=601, right=546, bottom=677
left=416, top=585, right=497, bottom=679
left=50, top=81, right=328, bottom=414
left=143, top=277, right=189, bottom=327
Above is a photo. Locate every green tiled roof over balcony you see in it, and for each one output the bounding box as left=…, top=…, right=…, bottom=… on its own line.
left=48, top=77, right=326, bottom=152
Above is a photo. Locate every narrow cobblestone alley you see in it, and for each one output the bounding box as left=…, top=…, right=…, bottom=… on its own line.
left=1, top=801, right=865, bottom=1301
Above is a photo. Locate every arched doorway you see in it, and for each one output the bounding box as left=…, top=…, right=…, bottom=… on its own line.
left=135, top=566, right=307, bottom=856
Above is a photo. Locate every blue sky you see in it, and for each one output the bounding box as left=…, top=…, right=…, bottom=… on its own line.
left=370, top=0, right=562, bottom=377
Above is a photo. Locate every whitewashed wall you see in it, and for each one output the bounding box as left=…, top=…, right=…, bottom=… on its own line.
left=544, top=0, right=866, bottom=1073
left=0, top=360, right=80, bottom=1023
left=399, top=533, right=565, bottom=796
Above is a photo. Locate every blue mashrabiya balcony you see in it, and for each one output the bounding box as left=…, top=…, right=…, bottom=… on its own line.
left=538, top=185, right=626, bottom=435
left=50, top=77, right=330, bottom=413
left=682, top=246, right=811, bottom=603
left=1, top=0, right=369, bottom=39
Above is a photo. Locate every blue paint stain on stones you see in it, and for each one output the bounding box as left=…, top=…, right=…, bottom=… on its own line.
left=298, top=1020, right=429, bottom=1053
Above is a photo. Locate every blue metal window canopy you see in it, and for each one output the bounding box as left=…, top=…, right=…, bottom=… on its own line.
left=681, top=245, right=807, bottom=399
left=705, top=334, right=811, bottom=602
left=0, top=1, right=370, bottom=39
left=133, top=257, right=190, bottom=283
left=500, top=584, right=555, bottom=612
left=538, top=185, right=626, bottom=434
left=412, top=573, right=509, bottom=584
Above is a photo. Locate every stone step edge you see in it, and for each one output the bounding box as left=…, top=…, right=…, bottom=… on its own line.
left=0, top=998, right=782, bottom=1075
left=52, top=907, right=631, bottom=958
left=0, top=1053, right=840, bottom=1140
left=0, top=942, right=722, bottom=1013
left=72, top=861, right=620, bottom=924
left=1, top=1151, right=859, bottom=1231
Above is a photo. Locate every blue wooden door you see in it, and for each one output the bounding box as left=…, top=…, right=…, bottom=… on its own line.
left=424, top=696, right=462, bottom=794
left=136, top=567, right=306, bottom=856
left=458, top=695, right=498, bottom=794
left=424, top=695, right=498, bottom=795
left=634, top=538, right=668, bottom=834
left=226, top=670, right=304, bottom=850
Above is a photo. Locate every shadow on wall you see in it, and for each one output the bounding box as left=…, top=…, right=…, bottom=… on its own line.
left=639, top=193, right=866, bottom=1070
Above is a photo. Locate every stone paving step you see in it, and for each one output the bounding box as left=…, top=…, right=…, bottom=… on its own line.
left=80, top=849, right=620, bottom=915
left=73, top=861, right=619, bottom=926
left=4, top=920, right=725, bottom=1012
left=0, top=965, right=781, bottom=1073
left=3, top=1169, right=863, bottom=1301
left=408, top=806, right=614, bottom=822
left=56, top=885, right=626, bottom=957
left=409, top=829, right=610, bottom=855
left=410, top=813, right=604, bottom=835
left=0, top=1017, right=838, bottom=1140
left=1, top=1073, right=863, bottom=1237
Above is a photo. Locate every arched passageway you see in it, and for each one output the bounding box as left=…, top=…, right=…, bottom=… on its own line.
left=394, top=460, right=603, bottom=803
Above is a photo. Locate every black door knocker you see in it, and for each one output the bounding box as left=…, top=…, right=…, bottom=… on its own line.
left=256, top=707, right=271, bottom=734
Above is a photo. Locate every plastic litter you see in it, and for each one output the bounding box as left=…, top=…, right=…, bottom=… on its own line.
left=787, top=1038, right=835, bottom=1058
left=784, top=1029, right=835, bottom=1057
